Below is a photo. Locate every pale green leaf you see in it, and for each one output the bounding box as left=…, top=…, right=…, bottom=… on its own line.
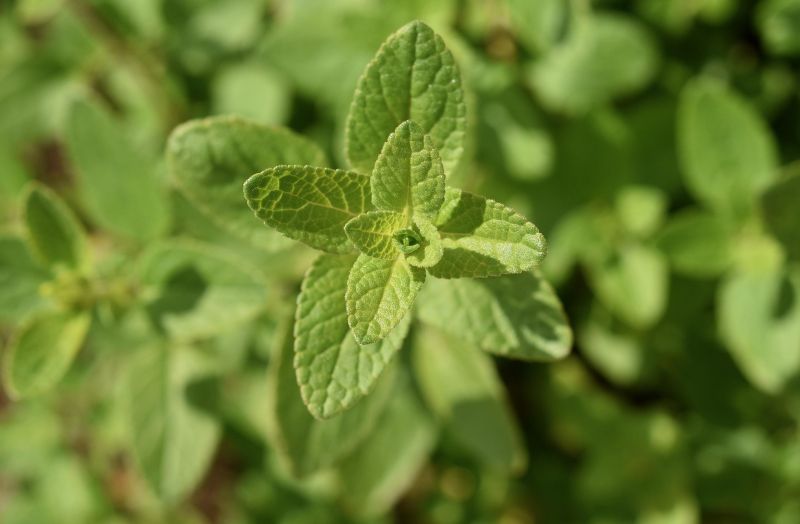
left=412, top=326, right=527, bottom=473
left=0, top=235, right=49, bottom=322
left=656, top=209, right=734, bottom=277
left=244, top=166, right=371, bottom=254
left=429, top=187, right=546, bottom=278
left=531, top=14, right=658, bottom=114
left=417, top=272, right=572, bottom=361
left=344, top=211, right=407, bottom=260
left=346, top=20, right=466, bottom=176
left=371, top=120, right=445, bottom=219
left=678, top=79, right=778, bottom=215
left=294, top=254, right=411, bottom=419
left=267, top=318, right=395, bottom=477
left=507, top=0, right=566, bottom=53
left=346, top=254, right=425, bottom=345
left=211, top=64, right=291, bottom=125
left=718, top=267, right=800, bottom=393
left=23, top=184, right=88, bottom=272
left=405, top=215, right=443, bottom=268
left=336, top=374, right=436, bottom=517
left=2, top=310, right=91, bottom=399
left=137, top=241, right=266, bottom=341
left=124, top=344, right=221, bottom=502
left=761, top=171, right=800, bottom=261
left=168, top=116, right=325, bottom=251
left=65, top=99, right=168, bottom=240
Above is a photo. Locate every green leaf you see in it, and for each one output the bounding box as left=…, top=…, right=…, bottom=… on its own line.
left=412, top=326, right=527, bottom=473
left=371, top=120, right=445, bottom=219
left=344, top=211, right=407, bottom=260
left=336, top=374, right=436, bottom=517
left=758, top=0, right=800, bottom=56
left=346, top=254, right=425, bottom=345
left=137, top=241, right=266, bottom=341
left=429, top=187, right=546, bottom=278
left=65, top=99, right=168, bottom=240
left=2, top=311, right=91, bottom=399
left=678, top=79, right=778, bottom=215
left=530, top=14, right=658, bottom=114
left=212, top=64, right=291, bottom=125
left=0, top=235, right=49, bottom=322
left=762, top=171, right=800, bottom=261
left=405, top=215, right=443, bottom=268
left=267, top=317, right=395, bottom=477
left=417, top=272, right=572, bottom=361
left=244, top=166, right=371, bottom=254
left=507, top=0, right=566, bottom=53
left=346, top=20, right=466, bottom=176
left=23, top=184, right=88, bottom=272
left=294, top=254, right=411, bottom=419
left=656, top=209, right=734, bottom=277
left=168, top=116, right=325, bottom=251
left=718, top=267, right=800, bottom=393
left=124, top=344, right=221, bottom=502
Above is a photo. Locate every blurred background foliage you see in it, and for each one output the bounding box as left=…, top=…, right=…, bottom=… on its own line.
left=1, top=0, right=800, bottom=522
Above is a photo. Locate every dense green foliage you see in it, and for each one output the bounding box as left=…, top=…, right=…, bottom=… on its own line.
left=1, top=1, right=800, bottom=523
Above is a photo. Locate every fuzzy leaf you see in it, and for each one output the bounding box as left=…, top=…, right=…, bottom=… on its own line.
left=346, top=254, right=425, bottom=345
left=406, top=215, right=443, bottom=268
left=168, top=116, right=325, bottom=251
left=295, top=254, right=411, bottom=419
left=346, top=21, right=466, bottom=176
left=23, top=185, right=88, bottom=272
left=371, top=120, right=445, bottom=219
left=344, top=211, right=408, bottom=260
left=417, top=272, right=572, bottom=361
left=244, top=166, right=371, bottom=253
left=429, top=188, right=547, bottom=278
left=2, top=311, right=91, bottom=399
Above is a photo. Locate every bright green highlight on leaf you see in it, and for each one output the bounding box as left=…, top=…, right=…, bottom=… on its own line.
left=346, top=21, right=466, bottom=176
left=393, top=228, right=421, bottom=254
left=345, top=211, right=408, bottom=260
left=23, top=184, right=89, bottom=272
left=405, top=216, right=443, bottom=268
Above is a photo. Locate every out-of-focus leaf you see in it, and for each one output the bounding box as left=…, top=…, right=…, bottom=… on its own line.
left=0, top=235, right=49, bottom=322
left=2, top=310, right=90, bottom=399
left=169, top=116, right=326, bottom=252
left=761, top=171, right=800, bottom=261
left=507, top=0, right=566, bottom=53
left=718, top=267, right=800, bottom=393
left=614, top=185, right=667, bottom=238
left=212, top=63, right=291, bottom=125
left=124, top=344, right=221, bottom=503
left=758, top=0, right=800, bottom=55
left=23, top=184, right=88, bottom=272
left=412, top=326, right=527, bottom=473
left=530, top=14, right=658, bottom=114
left=65, top=99, right=168, bottom=240
left=677, top=79, right=778, bottom=215
left=417, top=272, right=572, bottom=361
left=656, top=209, right=734, bottom=277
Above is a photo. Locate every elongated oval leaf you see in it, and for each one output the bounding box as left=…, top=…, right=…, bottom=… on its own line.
left=244, top=166, right=371, bottom=253
left=346, top=21, right=466, bottom=176
left=295, top=254, right=411, bottom=419
left=344, top=211, right=407, bottom=260
left=65, top=99, right=168, bottom=240
left=429, top=188, right=547, bottom=278
left=0, top=235, right=49, bottom=322
left=417, top=272, right=572, bottom=361
left=346, top=254, right=425, bottom=345
left=23, top=185, right=88, bottom=272
left=371, top=120, right=445, bottom=219
left=2, top=311, right=91, bottom=399
left=678, top=79, right=778, bottom=215
left=168, top=116, right=326, bottom=251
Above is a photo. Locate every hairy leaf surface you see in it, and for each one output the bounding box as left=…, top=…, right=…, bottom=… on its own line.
left=344, top=211, right=408, bottom=260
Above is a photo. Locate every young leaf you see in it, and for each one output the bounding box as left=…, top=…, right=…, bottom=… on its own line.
left=2, top=311, right=91, bottom=399
left=65, top=99, right=168, bottom=240
left=0, top=235, right=49, bottom=322
left=295, top=254, right=411, bottom=419
left=412, top=326, right=527, bottom=473
left=761, top=171, right=800, bottom=261
left=244, top=166, right=371, bottom=254
left=678, top=79, right=778, bottom=215
left=124, top=344, right=221, bottom=503
left=267, top=318, right=395, bottom=477
left=344, top=211, right=407, bottom=260
left=429, top=188, right=546, bottom=278
left=346, top=254, right=425, bottom=345
left=405, top=216, right=443, bottom=268
left=417, top=272, right=572, bottom=361
left=371, top=120, right=445, bottom=219
left=346, top=20, right=466, bottom=176
left=336, top=375, right=436, bottom=517
left=168, top=116, right=325, bottom=251
left=23, top=185, right=89, bottom=272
